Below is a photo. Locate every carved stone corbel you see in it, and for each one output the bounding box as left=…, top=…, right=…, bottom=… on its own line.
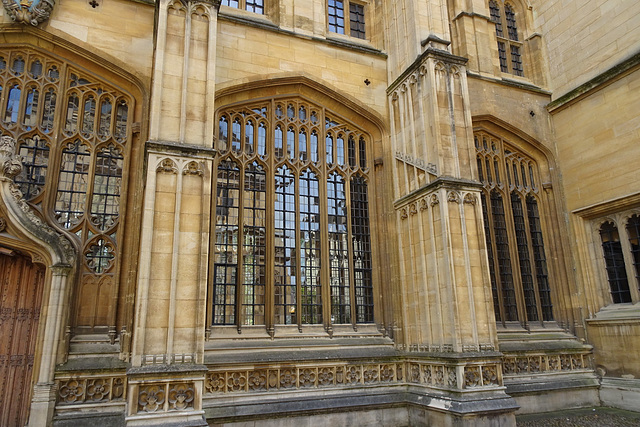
left=2, top=0, right=56, bottom=26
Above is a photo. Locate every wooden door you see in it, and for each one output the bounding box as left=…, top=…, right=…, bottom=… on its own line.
left=0, top=252, right=45, bottom=426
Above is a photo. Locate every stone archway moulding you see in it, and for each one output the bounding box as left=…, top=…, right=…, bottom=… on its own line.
left=0, top=135, right=76, bottom=426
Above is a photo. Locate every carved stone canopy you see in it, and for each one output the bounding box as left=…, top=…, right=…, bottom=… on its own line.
left=2, top=0, right=55, bottom=26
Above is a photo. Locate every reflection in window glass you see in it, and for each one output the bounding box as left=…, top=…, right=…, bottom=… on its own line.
left=242, top=162, right=266, bottom=325
left=213, top=160, right=240, bottom=325
left=91, top=145, right=123, bottom=231
left=5, top=84, right=21, bottom=124
left=212, top=98, right=374, bottom=329
left=275, top=166, right=297, bottom=324
left=328, top=172, right=350, bottom=324
left=300, top=170, right=322, bottom=324
left=55, top=141, right=90, bottom=228
left=15, top=136, right=49, bottom=200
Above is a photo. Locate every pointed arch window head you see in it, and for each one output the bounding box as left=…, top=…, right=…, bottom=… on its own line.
left=489, top=1, right=524, bottom=76
left=0, top=47, right=134, bottom=335
left=476, top=130, right=553, bottom=326
left=212, top=96, right=374, bottom=333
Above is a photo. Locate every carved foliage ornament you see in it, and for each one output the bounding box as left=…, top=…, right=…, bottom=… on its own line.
left=2, top=0, right=55, bottom=26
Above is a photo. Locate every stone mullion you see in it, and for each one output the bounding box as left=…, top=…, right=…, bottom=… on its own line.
left=235, top=158, right=246, bottom=332
left=318, top=108, right=331, bottom=334
left=264, top=153, right=275, bottom=334
left=294, top=165, right=302, bottom=331
left=344, top=168, right=357, bottom=330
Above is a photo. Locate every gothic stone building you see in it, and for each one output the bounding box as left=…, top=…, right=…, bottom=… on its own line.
left=0, top=0, right=638, bottom=426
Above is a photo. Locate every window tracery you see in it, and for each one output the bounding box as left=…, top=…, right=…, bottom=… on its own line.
left=212, top=97, right=373, bottom=331
left=476, top=132, right=553, bottom=326
left=0, top=47, right=133, bottom=333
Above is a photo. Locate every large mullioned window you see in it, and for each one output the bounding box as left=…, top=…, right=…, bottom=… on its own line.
left=212, top=97, right=373, bottom=331
left=476, top=132, right=553, bottom=326
left=0, top=48, right=132, bottom=334
left=489, top=1, right=524, bottom=76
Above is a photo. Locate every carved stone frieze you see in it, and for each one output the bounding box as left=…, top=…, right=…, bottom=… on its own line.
left=501, top=352, right=591, bottom=376
left=56, top=376, right=126, bottom=405
left=205, top=360, right=501, bottom=395
left=2, top=0, right=55, bottom=26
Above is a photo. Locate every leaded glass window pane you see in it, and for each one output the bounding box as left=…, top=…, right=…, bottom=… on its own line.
left=351, top=175, right=373, bottom=323
left=241, top=162, right=266, bottom=325
left=328, top=172, right=350, bottom=324
left=300, top=169, right=322, bottom=324
left=627, top=215, right=640, bottom=290
left=56, top=140, right=90, bottom=228
left=15, top=135, right=49, bottom=200
left=275, top=166, right=297, bottom=324
left=491, top=190, right=518, bottom=321
left=212, top=98, right=374, bottom=329
left=328, top=0, right=345, bottom=35
left=349, top=3, right=366, bottom=39
left=511, top=192, right=538, bottom=321
left=600, top=222, right=632, bottom=303
left=477, top=132, right=554, bottom=325
left=90, top=145, right=123, bottom=231
left=213, top=160, right=240, bottom=325
left=527, top=196, right=553, bottom=320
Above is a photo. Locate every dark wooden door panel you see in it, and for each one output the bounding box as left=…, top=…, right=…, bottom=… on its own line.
left=0, top=253, right=44, bottom=427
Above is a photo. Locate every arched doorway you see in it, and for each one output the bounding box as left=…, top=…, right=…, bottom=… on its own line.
left=0, top=251, right=45, bottom=426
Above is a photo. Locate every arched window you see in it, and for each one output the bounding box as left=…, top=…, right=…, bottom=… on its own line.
left=0, top=48, right=134, bottom=336
left=489, top=1, right=524, bottom=76
left=476, top=132, right=553, bottom=326
left=212, top=97, right=373, bottom=331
